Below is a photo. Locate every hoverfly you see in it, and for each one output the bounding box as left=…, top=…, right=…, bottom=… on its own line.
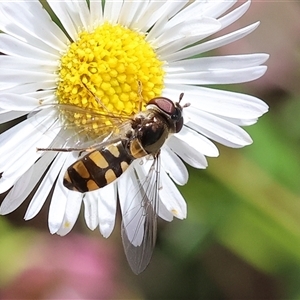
left=36, top=90, right=189, bottom=274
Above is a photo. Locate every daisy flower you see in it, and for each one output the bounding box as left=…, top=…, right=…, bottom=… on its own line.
left=0, top=0, right=268, bottom=273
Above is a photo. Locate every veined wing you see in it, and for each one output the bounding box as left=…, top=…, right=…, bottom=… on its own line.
left=119, top=155, right=161, bottom=275
left=28, top=103, right=134, bottom=151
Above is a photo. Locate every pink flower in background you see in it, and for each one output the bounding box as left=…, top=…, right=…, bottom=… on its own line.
left=0, top=234, right=118, bottom=299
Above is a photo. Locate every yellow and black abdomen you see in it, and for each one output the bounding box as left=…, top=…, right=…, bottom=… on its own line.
left=63, top=140, right=135, bottom=193
left=63, top=108, right=172, bottom=193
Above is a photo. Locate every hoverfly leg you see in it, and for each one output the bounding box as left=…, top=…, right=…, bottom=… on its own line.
left=137, top=80, right=144, bottom=112
left=81, top=81, right=111, bottom=113
left=36, top=146, right=94, bottom=153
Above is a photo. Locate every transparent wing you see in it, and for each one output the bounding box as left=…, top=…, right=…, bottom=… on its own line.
left=119, top=155, right=161, bottom=275
left=28, top=103, right=133, bottom=151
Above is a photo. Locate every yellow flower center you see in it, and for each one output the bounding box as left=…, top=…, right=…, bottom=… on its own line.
left=56, top=22, right=165, bottom=137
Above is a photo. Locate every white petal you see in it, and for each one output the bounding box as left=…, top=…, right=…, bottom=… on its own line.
left=103, top=0, right=123, bottom=24
left=0, top=110, right=27, bottom=124
left=0, top=33, right=59, bottom=60
left=161, top=0, right=210, bottom=30
left=166, top=136, right=208, bottom=169
left=165, top=65, right=267, bottom=85
left=0, top=123, right=58, bottom=193
left=27, top=108, right=61, bottom=142
left=0, top=120, right=35, bottom=157
left=118, top=1, right=149, bottom=28
left=89, top=0, right=103, bottom=27
left=163, top=22, right=260, bottom=62
left=202, top=0, right=237, bottom=19
left=98, top=183, right=117, bottom=238
left=83, top=192, right=99, bottom=231
left=185, top=107, right=253, bottom=148
left=135, top=1, right=185, bottom=33
left=218, top=0, right=251, bottom=30
left=0, top=55, right=58, bottom=71
left=0, top=112, right=56, bottom=164
left=164, top=0, right=235, bottom=30
left=0, top=94, right=41, bottom=111
left=156, top=17, right=221, bottom=56
left=159, top=170, right=187, bottom=220
left=64, top=1, right=90, bottom=31
left=145, top=13, right=169, bottom=45
left=48, top=1, right=79, bottom=41
left=175, top=126, right=219, bottom=157
left=167, top=54, right=269, bottom=72
left=157, top=200, right=174, bottom=222
left=0, top=151, right=55, bottom=215
left=161, top=146, right=189, bottom=186
left=0, top=68, right=56, bottom=85
left=24, top=152, right=66, bottom=221
left=48, top=152, right=79, bottom=234
left=131, top=1, right=157, bottom=30
left=56, top=192, right=83, bottom=236
left=23, top=92, right=56, bottom=107
left=171, top=17, right=220, bottom=39
left=0, top=109, right=55, bottom=159
left=221, top=116, right=259, bottom=126
left=0, top=1, right=67, bottom=53
left=0, top=79, right=56, bottom=93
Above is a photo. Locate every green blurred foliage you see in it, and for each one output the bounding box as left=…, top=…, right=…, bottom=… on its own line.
left=0, top=219, right=35, bottom=286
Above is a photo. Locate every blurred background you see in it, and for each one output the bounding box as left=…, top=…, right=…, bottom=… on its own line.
left=1, top=0, right=300, bottom=299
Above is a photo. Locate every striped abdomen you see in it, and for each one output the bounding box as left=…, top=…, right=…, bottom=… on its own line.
left=63, top=139, right=147, bottom=193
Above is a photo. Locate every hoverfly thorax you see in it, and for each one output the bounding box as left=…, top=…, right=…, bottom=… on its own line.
left=134, top=93, right=185, bottom=155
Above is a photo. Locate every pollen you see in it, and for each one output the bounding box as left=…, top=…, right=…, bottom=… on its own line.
left=56, top=22, right=165, bottom=137
left=63, top=221, right=71, bottom=229
left=171, top=209, right=179, bottom=216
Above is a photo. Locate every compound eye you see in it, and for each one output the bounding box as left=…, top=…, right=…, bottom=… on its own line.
left=171, top=107, right=182, bottom=121
left=148, top=97, right=176, bottom=117
left=175, top=117, right=184, bottom=133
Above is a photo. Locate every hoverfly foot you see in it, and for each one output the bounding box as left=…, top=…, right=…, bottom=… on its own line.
left=86, top=147, right=96, bottom=152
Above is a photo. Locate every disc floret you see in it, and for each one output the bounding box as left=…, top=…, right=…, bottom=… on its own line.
left=56, top=22, right=165, bottom=135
